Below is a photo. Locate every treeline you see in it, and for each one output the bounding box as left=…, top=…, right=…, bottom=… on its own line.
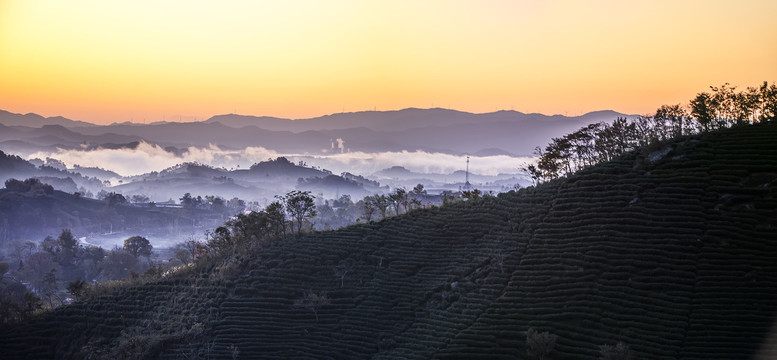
left=526, top=81, right=777, bottom=183
left=195, top=186, right=448, bottom=258
left=0, top=230, right=159, bottom=325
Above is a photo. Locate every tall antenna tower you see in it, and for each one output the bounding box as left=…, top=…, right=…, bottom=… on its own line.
left=465, top=155, right=471, bottom=190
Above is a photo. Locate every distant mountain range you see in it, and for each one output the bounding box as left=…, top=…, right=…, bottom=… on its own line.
left=0, top=110, right=96, bottom=128
left=0, top=108, right=637, bottom=156
left=113, top=157, right=383, bottom=203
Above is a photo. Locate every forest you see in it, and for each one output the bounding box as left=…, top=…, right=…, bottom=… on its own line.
left=526, top=82, right=777, bottom=183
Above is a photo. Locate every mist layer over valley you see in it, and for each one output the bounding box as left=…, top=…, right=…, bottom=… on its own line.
left=24, top=141, right=533, bottom=183
left=4, top=107, right=595, bottom=253
left=2, top=107, right=624, bottom=248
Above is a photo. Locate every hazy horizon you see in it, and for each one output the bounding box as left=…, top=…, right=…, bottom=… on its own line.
left=2, top=105, right=629, bottom=127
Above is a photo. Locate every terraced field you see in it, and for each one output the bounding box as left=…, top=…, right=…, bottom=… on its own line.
left=1, top=123, right=776, bottom=359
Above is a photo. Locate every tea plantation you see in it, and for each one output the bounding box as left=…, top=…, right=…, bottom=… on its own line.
left=1, top=123, right=776, bottom=359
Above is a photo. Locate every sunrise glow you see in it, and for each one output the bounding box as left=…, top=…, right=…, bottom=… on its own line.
left=1, top=0, right=776, bottom=124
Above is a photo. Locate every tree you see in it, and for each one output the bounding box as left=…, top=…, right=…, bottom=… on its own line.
left=57, top=229, right=78, bottom=265
left=4, top=178, right=53, bottom=195
left=183, top=239, right=202, bottom=262
left=41, top=235, right=59, bottom=256
left=180, top=192, right=193, bottom=207
left=758, top=81, right=777, bottom=122
left=389, top=188, right=407, bottom=215
left=293, top=290, right=330, bottom=322
left=22, top=291, right=43, bottom=319
left=206, top=226, right=235, bottom=255
left=655, top=104, right=689, bottom=138
left=373, top=194, right=390, bottom=219
left=4, top=178, right=27, bottom=192
left=123, top=236, right=153, bottom=259
left=205, top=195, right=226, bottom=211
left=462, top=189, right=482, bottom=200
left=690, top=92, right=717, bottom=132
left=526, top=328, right=557, bottom=360
left=130, top=194, right=150, bottom=204
left=99, top=248, right=140, bottom=281
left=710, top=83, right=739, bottom=127
left=409, top=198, right=422, bottom=211
left=362, top=197, right=376, bottom=222
left=282, top=190, right=317, bottom=235
left=66, top=278, right=89, bottom=301
left=76, top=245, right=105, bottom=282
left=20, top=252, right=61, bottom=293
left=103, top=192, right=127, bottom=208
left=332, top=194, right=353, bottom=208
left=41, top=268, right=60, bottom=307
left=523, top=164, right=542, bottom=186
left=412, top=183, right=427, bottom=196
left=441, top=191, right=458, bottom=206
left=227, top=197, right=246, bottom=211
left=265, top=201, right=287, bottom=237
left=217, top=207, right=288, bottom=250
left=174, top=248, right=192, bottom=265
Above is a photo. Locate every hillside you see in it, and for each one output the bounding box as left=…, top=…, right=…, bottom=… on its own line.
left=0, top=188, right=231, bottom=246
left=1, top=123, right=776, bottom=359
left=0, top=150, right=106, bottom=195
left=113, top=157, right=380, bottom=203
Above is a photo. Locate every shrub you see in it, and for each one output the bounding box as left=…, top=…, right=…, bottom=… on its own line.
left=526, top=328, right=557, bottom=360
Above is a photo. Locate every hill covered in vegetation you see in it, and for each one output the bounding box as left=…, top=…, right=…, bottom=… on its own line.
left=0, top=183, right=235, bottom=244
left=1, top=122, right=776, bottom=359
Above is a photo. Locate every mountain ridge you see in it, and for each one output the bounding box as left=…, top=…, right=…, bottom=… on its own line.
left=0, top=110, right=97, bottom=128
left=1, top=107, right=636, bottom=157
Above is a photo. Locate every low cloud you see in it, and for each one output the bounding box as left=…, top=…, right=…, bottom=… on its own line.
left=25, top=142, right=534, bottom=178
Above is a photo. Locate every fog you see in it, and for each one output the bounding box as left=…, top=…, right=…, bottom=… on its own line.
left=26, top=141, right=535, bottom=178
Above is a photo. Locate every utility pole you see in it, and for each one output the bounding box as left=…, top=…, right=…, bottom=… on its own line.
left=465, top=156, right=471, bottom=190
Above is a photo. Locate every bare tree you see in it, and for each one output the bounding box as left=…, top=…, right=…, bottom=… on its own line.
left=228, top=343, right=240, bottom=360
left=334, top=262, right=353, bottom=288
left=374, top=195, right=389, bottom=220
left=362, top=197, right=376, bottom=222
left=183, top=238, right=201, bottom=262
left=293, top=290, right=330, bottom=322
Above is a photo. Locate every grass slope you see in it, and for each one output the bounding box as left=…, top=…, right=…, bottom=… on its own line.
left=1, top=124, right=776, bottom=359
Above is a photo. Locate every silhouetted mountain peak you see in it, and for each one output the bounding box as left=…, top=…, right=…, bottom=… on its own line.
left=0, top=109, right=97, bottom=128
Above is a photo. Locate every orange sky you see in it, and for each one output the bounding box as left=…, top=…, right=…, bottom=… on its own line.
left=1, top=0, right=776, bottom=124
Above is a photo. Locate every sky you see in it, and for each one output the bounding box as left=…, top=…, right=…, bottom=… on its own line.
left=1, top=0, right=776, bottom=125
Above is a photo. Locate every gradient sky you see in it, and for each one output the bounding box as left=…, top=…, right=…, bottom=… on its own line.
left=1, top=0, right=776, bottom=124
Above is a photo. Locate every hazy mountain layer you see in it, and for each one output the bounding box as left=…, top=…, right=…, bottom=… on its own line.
left=1, top=124, right=775, bottom=359
left=0, top=150, right=106, bottom=195
left=1, top=108, right=635, bottom=157
left=0, top=110, right=96, bottom=128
